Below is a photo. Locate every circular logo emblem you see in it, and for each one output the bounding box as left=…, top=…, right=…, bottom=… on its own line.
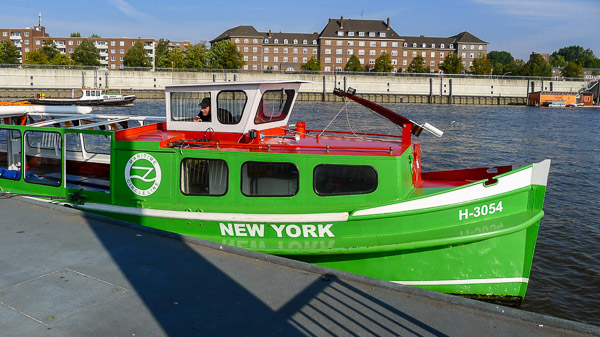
left=125, top=153, right=162, bottom=196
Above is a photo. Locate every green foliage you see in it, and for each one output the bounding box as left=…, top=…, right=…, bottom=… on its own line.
left=552, top=45, right=594, bottom=64
left=123, top=40, right=152, bottom=68
left=492, top=62, right=504, bottom=75
left=522, top=53, right=552, bottom=77
left=504, top=59, right=525, bottom=76
left=561, top=62, right=583, bottom=78
left=374, top=52, right=394, bottom=73
left=41, top=40, right=60, bottom=61
left=487, top=51, right=514, bottom=66
left=70, top=32, right=81, bottom=37
left=549, top=54, right=567, bottom=68
left=344, top=54, right=363, bottom=72
left=71, top=39, right=101, bottom=66
left=592, top=70, right=600, bottom=76
left=407, top=55, right=427, bottom=73
left=0, top=40, right=21, bottom=64
left=155, top=38, right=171, bottom=67
left=581, top=55, right=600, bottom=68
left=90, top=34, right=101, bottom=38
left=470, top=56, right=492, bottom=75
left=208, top=40, right=244, bottom=70
left=25, top=48, right=49, bottom=64
left=439, top=53, right=464, bottom=74
left=301, top=56, right=321, bottom=71
left=183, top=43, right=209, bottom=69
left=49, top=53, right=73, bottom=66
left=159, top=48, right=185, bottom=69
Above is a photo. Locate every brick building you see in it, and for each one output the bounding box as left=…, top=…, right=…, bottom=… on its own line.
left=1, top=16, right=189, bottom=70
left=213, top=16, right=488, bottom=73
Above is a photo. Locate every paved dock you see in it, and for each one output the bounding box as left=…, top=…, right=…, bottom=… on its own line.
left=1, top=195, right=598, bottom=337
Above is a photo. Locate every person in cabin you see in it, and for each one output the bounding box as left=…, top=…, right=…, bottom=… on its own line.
left=194, top=97, right=212, bottom=122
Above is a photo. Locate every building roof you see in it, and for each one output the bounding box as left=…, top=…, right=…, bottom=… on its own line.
left=448, top=31, right=488, bottom=44
left=319, top=17, right=403, bottom=39
left=398, top=36, right=455, bottom=49
left=211, top=25, right=262, bottom=43
left=262, top=32, right=319, bottom=46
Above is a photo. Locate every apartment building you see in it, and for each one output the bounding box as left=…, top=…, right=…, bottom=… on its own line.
left=1, top=21, right=189, bottom=70
left=213, top=17, right=488, bottom=73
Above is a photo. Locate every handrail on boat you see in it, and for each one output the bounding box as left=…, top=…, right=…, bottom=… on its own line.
left=174, top=140, right=396, bottom=154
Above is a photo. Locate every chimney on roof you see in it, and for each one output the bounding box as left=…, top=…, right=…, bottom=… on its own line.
left=268, top=29, right=272, bottom=38
left=340, top=16, right=344, bottom=29
left=386, top=17, right=390, bottom=30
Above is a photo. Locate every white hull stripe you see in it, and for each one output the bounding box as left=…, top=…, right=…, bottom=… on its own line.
left=392, top=277, right=529, bottom=286
left=354, top=159, right=550, bottom=217
left=78, top=203, right=350, bottom=223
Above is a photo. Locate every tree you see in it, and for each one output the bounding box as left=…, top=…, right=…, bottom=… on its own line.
left=155, top=38, right=171, bottom=68
left=439, top=53, right=464, bottom=74
left=301, top=56, right=321, bottom=71
left=522, top=53, right=552, bottom=77
left=344, top=54, right=363, bottom=72
left=504, top=59, right=525, bottom=76
left=561, top=62, right=583, bottom=78
left=549, top=54, right=567, bottom=68
left=374, top=52, right=394, bottom=72
left=0, top=40, right=21, bottom=64
left=552, top=45, right=595, bottom=65
left=487, top=51, right=514, bottom=65
left=208, top=40, right=244, bottom=70
left=183, top=43, right=209, bottom=69
left=123, top=39, right=152, bottom=68
left=41, top=40, right=60, bottom=61
left=492, top=62, right=505, bottom=75
left=406, top=55, right=427, bottom=73
left=24, top=49, right=49, bottom=64
left=161, top=48, right=185, bottom=69
left=49, top=53, right=73, bottom=66
left=470, top=56, right=492, bottom=75
left=90, top=34, right=101, bottom=38
left=581, top=55, right=600, bottom=68
left=70, top=32, right=81, bottom=37
left=71, top=39, right=101, bottom=66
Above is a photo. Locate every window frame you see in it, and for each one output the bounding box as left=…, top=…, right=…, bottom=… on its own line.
left=241, top=161, right=299, bottom=197
left=180, top=158, right=229, bottom=196
left=313, top=164, right=378, bottom=196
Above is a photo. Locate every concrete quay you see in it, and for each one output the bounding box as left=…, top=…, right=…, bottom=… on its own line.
left=1, top=195, right=599, bottom=337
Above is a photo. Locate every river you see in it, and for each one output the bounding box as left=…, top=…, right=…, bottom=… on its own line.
left=95, top=99, right=600, bottom=326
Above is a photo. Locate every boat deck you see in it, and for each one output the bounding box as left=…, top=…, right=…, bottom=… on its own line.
left=1, top=195, right=597, bottom=337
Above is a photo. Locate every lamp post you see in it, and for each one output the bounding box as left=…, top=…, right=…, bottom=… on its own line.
left=502, top=71, right=512, bottom=79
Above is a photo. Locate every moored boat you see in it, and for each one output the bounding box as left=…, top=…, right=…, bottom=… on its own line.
left=28, top=88, right=136, bottom=106
left=1, top=100, right=92, bottom=114
left=0, top=81, right=550, bottom=304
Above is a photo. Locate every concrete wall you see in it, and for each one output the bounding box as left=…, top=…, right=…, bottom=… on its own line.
left=0, top=68, right=588, bottom=104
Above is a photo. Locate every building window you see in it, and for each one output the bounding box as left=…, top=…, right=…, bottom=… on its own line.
left=252, top=56, right=257, bottom=61
left=111, top=56, right=116, bottom=61
left=337, top=31, right=344, bottom=36
left=264, top=39, right=269, bottom=44
left=370, top=41, right=376, bottom=47
left=358, top=32, right=365, bottom=37
left=120, top=56, right=124, bottom=61
left=461, top=53, right=466, bottom=58
left=431, top=52, right=435, bottom=57
left=348, top=32, right=354, bottom=37
left=24, top=48, right=29, bottom=52
left=244, top=39, right=249, bottom=43
left=283, top=48, right=288, bottom=53
left=324, top=66, right=331, bottom=71
left=264, top=56, right=269, bottom=62
left=335, top=40, right=342, bottom=46
left=403, top=42, right=407, bottom=47
left=431, top=44, right=435, bottom=48
left=234, top=38, right=240, bottom=43
left=470, top=53, right=474, bottom=58
left=293, top=39, right=298, bottom=44
left=403, top=51, right=407, bottom=57
left=244, top=47, right=248, bottom=52
left=24, top=40, right=29, bottom=45
left=264, top=47, right=269, bottom=53
left=381, top=42, right=387, bottom=47
left=478, top=45, right=483, bottom=50
left=369, top=59, right=375, bottom=64
left=312, top=49, right=317, bottom=54
left=252, top=64, right=258, bottom=70
left=380, top=32, right=386, bottom=37
left=421, top=51, right=426, bottom=57
left=358, top=50, right=365, bottom=55
left=274, top=48, right=278, bottom=53
left=430, top=61, right=435, bottom=66
left=284, top=39, right=288, bottom=44
left=440, top=43, right=445, bottom=48
left=325, top=40, right=331, bottom=45
left=243, top=56, right=248, bottom=61
left=470, top=45, right=475, bottom=50
left=359, top=58, right=364, bottom=64
left=391, top=59, right=397, bottom=65
left=369, top=32, right=376, bottom=37
left=325, top=49, right=331, bottom=54
left=68, top=48, right=73, bottom=53
left=292, top=57, right=298, bottom=62
left=77, top=41, right=81, bottom=45
left=391, top=50, right=398, bottom=56
left=302, top=57, right=307, bottom=63
left=449, top=44, right=453, bottom=48
left=68, top=40, right=73, bottom=45
left=274, top=39, right=279, bottom=44
left=241, top=162, right=298, bottom=197
left=293, top=48, right=298, bottom=54
left=35, top=40, right=40, bottom=45
left=119, top=41, right=124, bottom=46
left=325, top=57, right=331, bottom=63
left=253, top=39, right=258, bottom=44
left=358, top=41, right=365, bottom=47
left=422, top=43, right=426, bottom=48
left=412, top=43, right=417, bottom=47
left=111, top=41, right=115, bottom=46
left=336, top=49, right=342, bottom=55
left=412, top=51, right=417, bottom=57
left=303, top=48, right=307, bottom=54
left=120, top=49, right=124, bottom=54
left=243, top=65, right=248, bottom=70
left=283, top=57, right=288, bottom=62
left=403, top=59, right=407, bottom=65
left=392, top=42, right=398, bottom=47
left=336, top=58, right=342, bottom=64
left=252, top=47, right=258, bottom=52
left=462, top=45, right=466, bottom=49
left=347, top=49, right=354, bottom=55
left=303, top=39, right=307, bottom=44
left=274, top=56, right=278, bottom=62
left=111, top=64, right=116, bottom=69
left=347, top=41, right=354, bottom=46
left=273, top=65, right=279, bottom=71
left=312, top=40, right=317, bottom=44
left=369, top=50, right=376, bottom=55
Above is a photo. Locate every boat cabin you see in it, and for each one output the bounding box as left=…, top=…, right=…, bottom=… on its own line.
left=165, top=81, right=306, bottom=134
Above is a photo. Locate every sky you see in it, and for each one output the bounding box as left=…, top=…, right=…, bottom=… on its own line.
left=1, top=0, right=599, bottom=61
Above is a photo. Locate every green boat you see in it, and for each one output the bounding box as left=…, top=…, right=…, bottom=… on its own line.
left=0, top=81, right=550, bottom=304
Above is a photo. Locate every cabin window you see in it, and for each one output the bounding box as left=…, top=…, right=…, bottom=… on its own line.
left=181, top=158, right=228, bottom=196
left=24, top=131, right=62, bottom=187
left=241, top=161, right=298, bottom=197
left=314, top=164, right=377, bottom=196
left=0, top=129, right=22, bottom=181
left=170, top=92, right=211, bottom=122
left=217, top=90, right=246, bottom=125
left=64, top=132, right=111, bottom=192
left=255, top=89, right=295, bottom=124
